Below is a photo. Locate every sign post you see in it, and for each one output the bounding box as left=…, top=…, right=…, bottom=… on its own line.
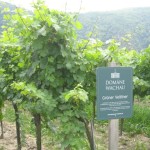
left=109, top=119, right=119, bottom=150
left=96, top=63, right=133, bottom=150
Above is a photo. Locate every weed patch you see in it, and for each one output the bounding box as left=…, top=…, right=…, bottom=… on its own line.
left=124, top=104, right=150, bottom=137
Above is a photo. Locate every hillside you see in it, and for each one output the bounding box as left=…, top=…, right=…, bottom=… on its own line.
left=78, top=8, right=150, bottom=51
left=0, top=1, right=150, bottom=51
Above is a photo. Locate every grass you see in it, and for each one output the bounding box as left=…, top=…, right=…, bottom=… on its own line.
left=134, top=142, right=147, bottom=150
left=3, top=101, right=15, bottom=122
left=123, top=103, right=150, bottom=137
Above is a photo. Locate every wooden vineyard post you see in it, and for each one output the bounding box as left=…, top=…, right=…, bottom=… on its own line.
left=109, top=62, right=119, bottom=150
left=109, top=119, right=119, bottom=150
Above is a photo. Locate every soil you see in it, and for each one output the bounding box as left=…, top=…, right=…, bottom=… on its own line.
left=0, top=121, right=150, bottom=150
left=0, top=121, right=37, bottom=150
left=94, top=123, right=150, bottom=150
left=119, top=133, right=150, bottom=150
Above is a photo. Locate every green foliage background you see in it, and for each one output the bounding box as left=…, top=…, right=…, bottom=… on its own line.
left=78, top=8, right=150, bottom=51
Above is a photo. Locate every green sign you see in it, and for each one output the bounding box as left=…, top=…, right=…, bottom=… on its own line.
left=96, top=67, right=133, bottom=120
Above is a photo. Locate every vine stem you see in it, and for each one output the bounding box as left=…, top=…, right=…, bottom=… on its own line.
left=33, top=113, right=42, bottom=150
left=0, top=120, right=4, bottom=139
left=12, top=102, right=22, bottom=150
